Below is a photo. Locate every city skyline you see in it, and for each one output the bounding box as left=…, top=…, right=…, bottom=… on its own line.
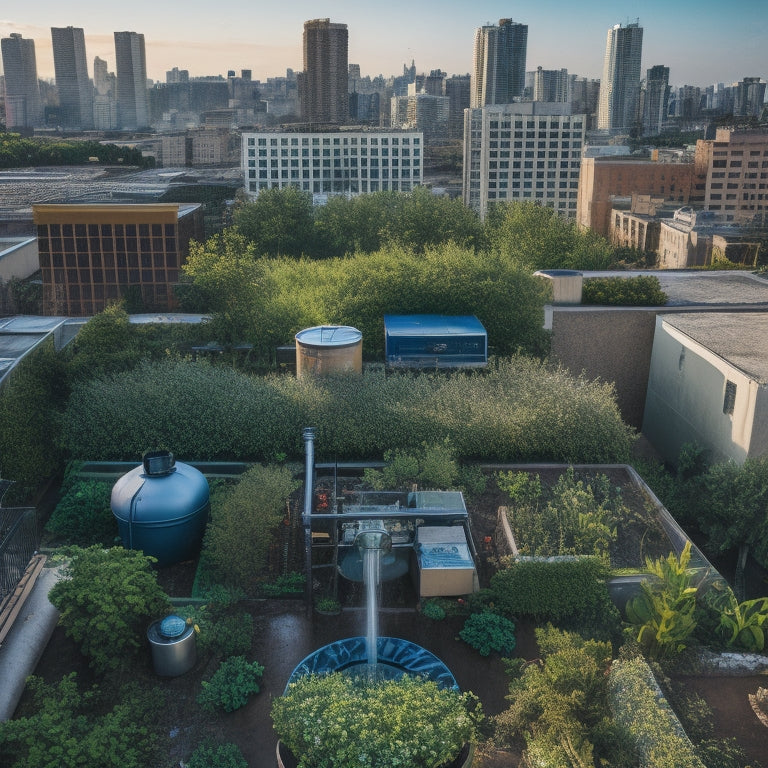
left=1, top=1, right=766, bottom=89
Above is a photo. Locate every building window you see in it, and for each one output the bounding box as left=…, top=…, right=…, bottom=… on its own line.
left=723, top=380, right=737, bottom=415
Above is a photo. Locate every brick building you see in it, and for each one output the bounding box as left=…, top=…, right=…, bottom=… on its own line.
left=577, top=156, right=701, bottom=236
left=35, top=203, right=203, bottom=316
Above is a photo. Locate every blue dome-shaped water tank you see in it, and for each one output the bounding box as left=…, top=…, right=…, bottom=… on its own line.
left=111, top=451, right=210, bottom=567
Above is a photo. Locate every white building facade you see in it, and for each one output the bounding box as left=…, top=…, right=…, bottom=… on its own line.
left=463, top=103, right=585, bottom=220
left=242, top=131, right=423, bottom=199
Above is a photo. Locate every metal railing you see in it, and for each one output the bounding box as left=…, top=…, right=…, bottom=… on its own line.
left=0, top=508, right=38, bottom=605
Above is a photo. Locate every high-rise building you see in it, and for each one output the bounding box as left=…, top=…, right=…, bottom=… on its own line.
left=51, top=27, right=93, bottom=129
left=532, top=67, right=570, bottom=102
left=297, top=18, right=348, bottom=125
left=463, top=103, right=584, bottom=220
left=643, top=65, right=670, bottom=136
left=1, top=33, right=43, bottom=129
left=243, top=131, right=422, bottom=200
left=114, top=31, right=149, bottom=129
left=471, top=18, right=527, bottom=108
left=734, top=77, right=767, bottom=118
left=445, top=75, right=471, bottom=139
left=597, top=21, right=643, bottom=133
left=675, top=85, right=702, bottom=124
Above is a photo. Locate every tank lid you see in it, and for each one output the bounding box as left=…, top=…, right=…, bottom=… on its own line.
left=142, top=450, right=176, bottom=476
left=295, top=325, right=362, bottom=347
left=159, top=614, right=187, bottom=638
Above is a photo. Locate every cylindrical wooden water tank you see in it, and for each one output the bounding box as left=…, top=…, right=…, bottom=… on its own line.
left=295, top=325, right=362, bottom=378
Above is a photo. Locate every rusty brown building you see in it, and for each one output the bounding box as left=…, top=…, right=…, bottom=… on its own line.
left=577, top=156, right=702, bottom=236
left=34, top=203, right=203, bottom=316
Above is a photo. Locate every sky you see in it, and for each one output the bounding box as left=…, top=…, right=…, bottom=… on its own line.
left=1, top=0, right=766, bottom=89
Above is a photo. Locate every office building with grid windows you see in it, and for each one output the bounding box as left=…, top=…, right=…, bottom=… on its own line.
left=34, top=203, right=203, bottom=316
left=242, top=131, right=423, bottom=199
left=463, top=103, right=585, bottom=220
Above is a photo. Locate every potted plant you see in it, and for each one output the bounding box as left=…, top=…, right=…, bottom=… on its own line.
left=314, top=596, right=342, bottom=615
left=272, top=672, right=481, bottom=768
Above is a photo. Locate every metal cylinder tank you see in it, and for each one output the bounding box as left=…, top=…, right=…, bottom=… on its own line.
left=111, top=451, right=210, bottom=567
left=295, top=325, right=362, bottom=378
left=147, top=614, right=197, bottom=676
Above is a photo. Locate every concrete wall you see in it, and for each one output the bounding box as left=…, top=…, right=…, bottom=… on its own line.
left=641, top=317, right=761, bottom=465
left=0, top=238, right=39, bottom=281
left=549, top=307, right=658, bottom=429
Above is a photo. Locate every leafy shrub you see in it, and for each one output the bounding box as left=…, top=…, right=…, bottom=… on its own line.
left=363, top=440, right=459, bottom=490
left=48, top=546, right=170, bottom=673
left=495, top=626, right=617, bottom=765
left=272, top=672, right=481, bottom=768
left=207, top=611, right=254, bottom=658
left=625, top=542, right=699, bottom=660
left=45, top=468, right=116, bottom=546
left=197, top=656, right=264, bottom=713
left=421, top=599, right=446, bottom=620
left=187, top=741, right=248, bottom=768
left=608, top=657, right=705, bottom=768
left=498, top=467, right=621, bottom=559
left=257, top=571, right=306, bottom=597
left=459, top=612, right=516, bottom=656
left=202, top=464, right=299, bottom=593
left=490, top=556, right=611, bottom=622
left=582, top=275, right=668, bottom=306
left=0, top=339, right=68, bottom=502
left=0, top=674, right=163, bottom=768
left=64, top=356, right=634, bottom=465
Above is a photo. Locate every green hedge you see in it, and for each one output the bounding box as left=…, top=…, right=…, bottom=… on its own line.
left=490, top=556, right=612, bottom=621
left=63, top=356, right=634, bottom=463
left=608, top=657, right=705, bottom=768
left=582, top=276, right=668, bottom=306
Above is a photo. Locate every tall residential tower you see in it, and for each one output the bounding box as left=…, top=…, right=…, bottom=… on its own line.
left=114, top=30, right=149, bottom=130
left=51, top=26, right=93, bottom=129
left=642, top=65, right=670, bottom=136
left=597, top=21, right=643, bottom=133
left=471, top=18, right=528, bottom=108
left=298, top=18, right=348, bottom=125
left=1, top=33, right=43, bottom=128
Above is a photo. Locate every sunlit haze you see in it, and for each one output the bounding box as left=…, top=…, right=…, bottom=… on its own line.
left=1, top=0, right=766, bottom=88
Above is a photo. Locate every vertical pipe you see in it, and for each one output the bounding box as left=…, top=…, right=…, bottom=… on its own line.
left=302, top=428, right=316, bottom=616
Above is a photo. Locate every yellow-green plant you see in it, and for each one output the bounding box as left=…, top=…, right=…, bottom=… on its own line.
left=714, top=590, right=768, bottom=652
left=625, top=542, right=698, bottom=660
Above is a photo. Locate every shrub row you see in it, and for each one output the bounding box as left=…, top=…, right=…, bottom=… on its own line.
left=63, top=356, right=634, bottom=464
left=582, top=275, right=668, bottom=306
left=608, top=657, right=705, bottom=768
left=490, top=556, right=612, bottom=622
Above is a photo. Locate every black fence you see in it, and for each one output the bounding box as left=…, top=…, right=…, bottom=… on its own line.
left=0, top=508, right=38, bottom=605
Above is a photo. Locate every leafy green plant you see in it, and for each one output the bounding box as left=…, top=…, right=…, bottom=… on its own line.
left=712, top=589, right=768, bottom=652
left=272, top=672, right=481, bottom=768
left=48, top=546, right=170, bottom=673
left=495, top=626, right=619, bottom=767
left=363, top=439, right=459, bottom=490
left=45, top=472, right=115, bottom=546
left=187, top=741, right=248, bottom=768
left=459, top=612, right=516, bottom=656
left=420, top=599, right=446, bottom=620
left=258, top=571, right=306, bottom=597
left=498, top=467, right=620, bottom=559
left=490, top=556, right=612, bottom=623
left=625, top=542, right=699, bottom=660
left=582, top=275, right=668, bottom=306
left=202, top=464, right=299, bottom=593
left=0, top=674, right=163, bottom=768
left=315, top=596, right=341, bottom=613
left=197, top=656, right=264, bottom=713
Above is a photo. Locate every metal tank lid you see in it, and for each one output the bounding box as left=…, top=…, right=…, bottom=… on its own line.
left=295, top=325, right=362, bottom=348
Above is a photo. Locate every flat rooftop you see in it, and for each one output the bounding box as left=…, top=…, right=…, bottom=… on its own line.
left=582, top=270, right=768, bottom=307
left=661, top=312, right=768, bottom=384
